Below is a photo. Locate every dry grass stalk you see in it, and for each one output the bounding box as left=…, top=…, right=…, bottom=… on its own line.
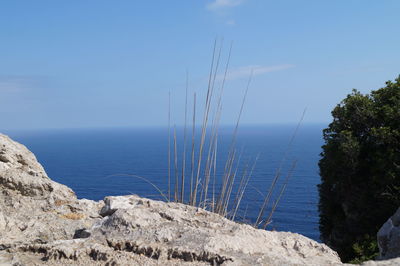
left=191, top=39, right=219, bottom=206
left=168, top=91, right=171, bottom=201
left=255, top=109, right=306, bottom=227
left=173, top=126, right=179, bottom=202
left=180, top=70, right=189, bottom=202
left=160, top=40, right=300, bottom=230
left=215, top=69, right=253, bottom=215
left=189, top=93, right=196, bottom=203
left=263, top=160, right=298, bottom=229
left=108, top=174, right=169, bottom=202
left=231, top=154, right=259, bottom=221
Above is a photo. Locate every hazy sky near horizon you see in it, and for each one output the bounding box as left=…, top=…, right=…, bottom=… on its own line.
left=1, top=1, right=400, bottom=130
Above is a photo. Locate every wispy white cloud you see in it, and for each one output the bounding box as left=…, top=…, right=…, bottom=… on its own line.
left=223, top=64, right=295, bottom=81
left=226, top=19, right=236, bottom=26
left=206, top=0, right=244, bottom=11
left=0, top=75, right=42, bottom=92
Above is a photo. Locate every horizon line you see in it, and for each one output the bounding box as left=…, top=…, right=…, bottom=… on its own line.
left=0, top=122, right=330, bottom=132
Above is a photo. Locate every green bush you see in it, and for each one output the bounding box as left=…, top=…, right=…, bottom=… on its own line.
left=318, top=76, right=400, bottom=262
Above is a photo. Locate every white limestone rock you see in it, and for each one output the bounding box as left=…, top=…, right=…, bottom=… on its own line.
left=378, top=207, right=400, bottom=260
left=0, top=133, right=103, bottom=249
left=2, top=132, right=398, bottom=265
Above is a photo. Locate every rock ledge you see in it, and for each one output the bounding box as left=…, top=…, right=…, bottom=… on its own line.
left=0, top=133, right=397, bottom=265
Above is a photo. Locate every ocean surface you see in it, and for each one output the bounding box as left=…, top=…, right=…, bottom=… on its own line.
left=4, top=124, right=325, bottom=241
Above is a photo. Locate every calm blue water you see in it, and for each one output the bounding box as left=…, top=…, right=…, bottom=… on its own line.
left=3, top=124, right=325, bottom=241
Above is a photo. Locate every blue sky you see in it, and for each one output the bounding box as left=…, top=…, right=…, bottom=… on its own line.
left=1, top=0, right=399, bottom=130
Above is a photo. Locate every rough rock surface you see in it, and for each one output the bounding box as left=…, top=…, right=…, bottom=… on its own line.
left=0, top=133, right=397, bottom=265
left=361, top=258, right=400, bottom=266
left=0, top=134, right=103, bottom=250
left=377, top=207, right=400, bottom=260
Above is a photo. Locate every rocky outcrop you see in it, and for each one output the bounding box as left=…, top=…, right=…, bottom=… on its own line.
left=0, top=132, right=396, bottom=265
left=377, top=207, right=400, bottom=260
left=0, top=134, right=73, bottom=199
left=92, top=195, right=343, bottom=265
left=0, top=134, right=103, bottom=252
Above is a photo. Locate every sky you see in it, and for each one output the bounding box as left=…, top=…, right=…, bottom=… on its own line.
left=1, top=0, right=400, bottom=130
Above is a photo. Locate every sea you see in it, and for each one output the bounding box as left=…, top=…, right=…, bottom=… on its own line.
left=3, top=124, right=325, bottom=241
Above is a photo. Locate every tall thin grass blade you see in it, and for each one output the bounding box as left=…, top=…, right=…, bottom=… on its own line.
left=216, top=69, right=253, bottom=214
left=223, top=148, right=244, bottom=216
left=168, top=91, right=171, bottom=201
left=192, top=39, right=218, bottom=206
left=255, top=108, right=306, bottom=227
left=180, top=70, right=189, bottom=203
left=173, top=125, right=179, bottom=202
left=107, top=174, right=168, bottom=202
left=231, top=154, right=259, bottom=221
left=263, top=160, right=297, bottom=229
left=190, top=92, right=196, bottom=204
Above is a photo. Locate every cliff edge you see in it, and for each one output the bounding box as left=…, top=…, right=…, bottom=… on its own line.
left=0, top=133, right=397, bottom=265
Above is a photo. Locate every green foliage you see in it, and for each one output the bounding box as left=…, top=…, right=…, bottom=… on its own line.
left=318, top=76, right=400, bottom=262
left=349, top=235, right=379, bottom=264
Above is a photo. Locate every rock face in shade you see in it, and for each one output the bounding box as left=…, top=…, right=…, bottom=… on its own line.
left=0, top=132, right=397, bottom=265
left=377, top=207, right=400, bottom=260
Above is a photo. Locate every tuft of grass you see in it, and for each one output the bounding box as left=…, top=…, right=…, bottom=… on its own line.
left=166, top=39, right=303, bottom=229
left=114, top=40, right=303, bottom=230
